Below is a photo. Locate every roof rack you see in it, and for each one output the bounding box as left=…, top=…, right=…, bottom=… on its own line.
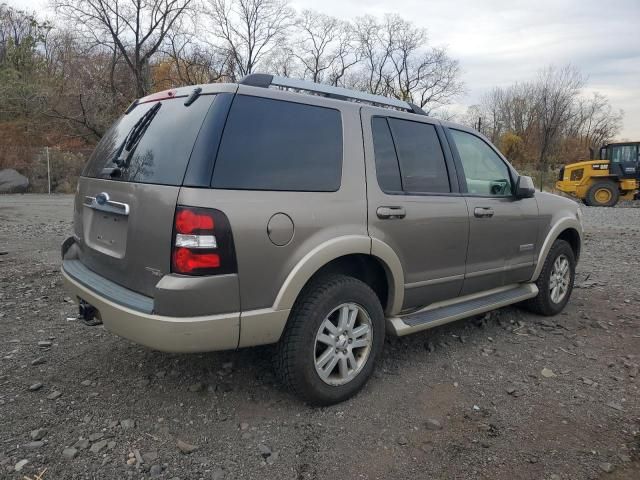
left=239, top=73, right=427, bottom=115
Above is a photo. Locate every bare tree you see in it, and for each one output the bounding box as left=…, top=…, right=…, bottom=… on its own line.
left=353, top=14, right=462, bottom=112
left=535, top=65, right=585, bottom=182
left=206, top=0, right=294, bottom=80
left=569, top=92, right=622, bottom=150
left=53, top=0, right=194, bottom=97
left=293, top=10, right=358, bottom=86
left=161, top=16, right=230, bottom=86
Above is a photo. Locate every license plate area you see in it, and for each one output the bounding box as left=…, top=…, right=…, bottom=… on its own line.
left=83, top=208, right=128, bottom=259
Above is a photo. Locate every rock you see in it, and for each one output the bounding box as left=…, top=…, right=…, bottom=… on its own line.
left=599, top=462, right=615, bottom=473
left=142, top=451, right=159, bottom=463
left=120, top=419, right=135, bottom=429
left=266, top=451, right=279, bottom=465
left=31, top=428, right=47, bottom=440
left=126, top=457, right=136, bottom=466
left=29, top=382, right=43, bottom=391
left=26, top=441, right=44, bottom=448
left=150, top=464, right=163, bottom=477
left=177, top=439, right=198, bottom=454
left=89, top=432, right=104, bottom=442
left=0, top=169, right=29, bottom=193
left=81, top=379, right=92, bottom=386
left=258, top=443, right=272, bottom=458
left=74, top=439, right=90, bottom=450
left=425, top=419, right=443, bottom=430
left=38, top=340, right=52, bottom=348
left=239, top=422, right=249, bottom=431
left=47, top=390, right=62, bottom=400
left=107, top=441, right=116, bottom=450
left=14, top=459, right=29, bottom=472
left=134, top=449, right=144, bottom=464
left=90, top=439, right=108, bottom=453
left=222, top=361, right=233, bottom=370
left=397, top=436, right=408, bottom=446
left=212, top=468, right=225, bottom=480
left=541, top=368, right=556, bottom=378
left=62, top=447, right=78, bottom=460
left=188, top=382, right=204, bottom=392
left=31, top=357, right=47, bottom=366
left=506, top=387, right=517, bottom=395
left=606, top=402, right=624, bottom=412
left=618, top=454, right=631, bottom=463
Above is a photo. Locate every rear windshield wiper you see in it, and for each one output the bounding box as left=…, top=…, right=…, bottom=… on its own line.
left=112, top=102, right=162, bottom=170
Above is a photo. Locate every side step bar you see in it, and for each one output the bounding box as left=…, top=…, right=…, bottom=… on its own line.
left=387, top=283, right=538, bottom=336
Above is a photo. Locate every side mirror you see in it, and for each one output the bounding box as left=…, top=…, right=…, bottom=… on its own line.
left=515, top=175, right=535, bottom=199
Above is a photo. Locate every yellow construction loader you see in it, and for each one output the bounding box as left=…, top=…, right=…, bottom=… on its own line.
left=556, top=142, right=640, bottom=207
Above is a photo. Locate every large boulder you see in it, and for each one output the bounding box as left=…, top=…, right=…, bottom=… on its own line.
left=0, top=169, right=29, bottom=193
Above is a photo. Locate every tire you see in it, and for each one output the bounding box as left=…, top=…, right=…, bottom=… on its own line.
left=524, top=240, right=576, bottom=316
left=585, top=180, right=619, bottom=207
left=274, top=274, right=385, bottom=406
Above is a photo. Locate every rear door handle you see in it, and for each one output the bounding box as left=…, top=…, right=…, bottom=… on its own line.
left=474, top=207, right=494, bottom=218
left=377, top=206, right=406, bottom=219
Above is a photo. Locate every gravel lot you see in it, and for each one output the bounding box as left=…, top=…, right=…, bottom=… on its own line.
left=1, top=194, right=639, bottom=480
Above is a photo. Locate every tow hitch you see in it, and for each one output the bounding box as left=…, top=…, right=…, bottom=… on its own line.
left=79, top=300, right=102, bottom=326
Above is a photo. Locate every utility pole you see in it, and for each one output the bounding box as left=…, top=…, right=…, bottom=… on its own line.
left=46, top=146, right=51, bottom=194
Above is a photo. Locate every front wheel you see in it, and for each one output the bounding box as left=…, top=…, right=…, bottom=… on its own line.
left=274, top=275, right=385, bottom=405
left=524, top=239, right=576, bottom=316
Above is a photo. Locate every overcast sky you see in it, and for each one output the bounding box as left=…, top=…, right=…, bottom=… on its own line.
left=10, top=0, right=640, bottom=139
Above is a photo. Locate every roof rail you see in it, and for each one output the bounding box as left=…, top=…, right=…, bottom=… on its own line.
left=239, top=73, right=426, bottom=115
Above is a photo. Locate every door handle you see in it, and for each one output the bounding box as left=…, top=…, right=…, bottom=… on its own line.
left=377, top=206, right=406, bottom=219
left=474, top=207, right=494, bottom=218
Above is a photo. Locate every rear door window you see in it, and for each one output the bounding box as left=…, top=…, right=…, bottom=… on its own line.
left=371, top=117, right=402, bottom=193
left=83, top=96, right=215, bottom=185
left=212, top=95, right=343, bottom=191
left=386, top=118, right=450, bottom=193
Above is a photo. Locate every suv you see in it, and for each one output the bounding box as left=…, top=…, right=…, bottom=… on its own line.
left=62, top=74, right=583, bottom=405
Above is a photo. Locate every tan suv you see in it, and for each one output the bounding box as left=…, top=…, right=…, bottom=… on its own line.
left=62, top=74, right=583, bottom=404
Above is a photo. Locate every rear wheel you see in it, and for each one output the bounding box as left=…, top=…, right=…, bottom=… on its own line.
left=524, top=240, right=576, bottom=316
left=585, top=180, right=619, bottom=207
left=274, top=274, right=385, bottom=405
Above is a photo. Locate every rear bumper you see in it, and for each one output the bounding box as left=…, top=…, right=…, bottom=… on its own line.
left=61, top=255, right=291, bottom=353
left=62, top=266, right=240, bottom=353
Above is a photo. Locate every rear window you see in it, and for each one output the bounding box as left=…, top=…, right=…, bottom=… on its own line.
left=211, top=95, right=343, bottom=191
left=83, top=96, right=215, bottom=185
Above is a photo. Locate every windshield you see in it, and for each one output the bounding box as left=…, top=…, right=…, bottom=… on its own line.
left=83, top=95, right=215, bottom=185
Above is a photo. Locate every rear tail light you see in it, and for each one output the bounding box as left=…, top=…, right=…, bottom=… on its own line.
left=171, top=206, right=237, bottom=276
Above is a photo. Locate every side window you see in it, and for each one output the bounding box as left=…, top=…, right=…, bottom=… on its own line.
left=450, top=129, right=513, bottom=196
left=371, top=117, right=402, bottom=192
left=610, top=145, right=637, bottom=163
left=387, top=118, right=450, bottom=193
left=212, top=95, right=343, bottom=191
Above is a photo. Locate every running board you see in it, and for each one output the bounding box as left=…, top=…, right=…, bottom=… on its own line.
left=387, top=283, right=538, bottom=336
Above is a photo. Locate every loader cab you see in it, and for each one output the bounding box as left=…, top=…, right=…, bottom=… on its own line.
left=600, top=142, right=640, bottom=180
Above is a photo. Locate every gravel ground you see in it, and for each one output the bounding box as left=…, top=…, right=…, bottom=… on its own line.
left=0, top=194, right=639, bottom=480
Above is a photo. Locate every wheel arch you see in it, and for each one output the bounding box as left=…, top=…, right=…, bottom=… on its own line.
left=531, top=218, right=582, bottom=282
left=272, top=236, right=404, bottom=316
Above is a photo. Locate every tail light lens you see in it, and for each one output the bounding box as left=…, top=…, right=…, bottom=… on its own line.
left=171, top=206, right=237, bottom=276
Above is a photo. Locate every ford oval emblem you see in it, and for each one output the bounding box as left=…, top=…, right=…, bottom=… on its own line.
left=96, top=192, right=109, bottom=205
